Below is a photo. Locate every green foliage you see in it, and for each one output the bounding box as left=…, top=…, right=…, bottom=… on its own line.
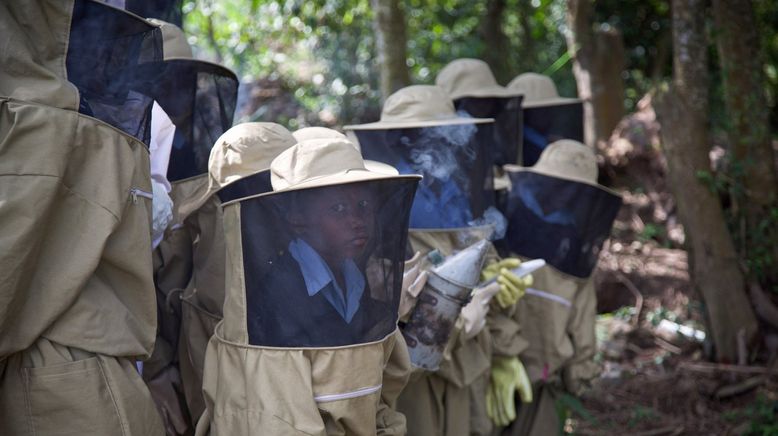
left=183, top=0, right=577, bottom=126
left=183, top=0, right=381, bottom=127
left=645, top=305, right=677, bottom=327
left=638, top=222, right=666, bottom=244
left=556, top=392, right=598, bottom=434
left=613, top=305, right=636, bottom=321
left=593, top=0, right=671, bottom=112
left=754, top=0, right=778, bottom=135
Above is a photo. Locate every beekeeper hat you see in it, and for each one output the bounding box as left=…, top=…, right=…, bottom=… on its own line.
left=146, top=18, right=234, bottom=73
left=507, top=73, right=581, bottom=108
left=435, top=58, right=522, bottom=100
left=504, top=139, right=617, bottom=194
left=292, top=127, right=400, bottom=176
left=147, top=18, right=193, bottom=60
left=178, top=122, right=296, bottom=216
left=257, top=137, right=421, bottom=197
left=344, top=85, right=493, bottom=130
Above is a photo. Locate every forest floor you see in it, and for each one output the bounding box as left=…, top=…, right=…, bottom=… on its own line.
left=568, top=96, right=778, bottom=435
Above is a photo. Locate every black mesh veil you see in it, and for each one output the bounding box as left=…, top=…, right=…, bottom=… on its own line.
left=236, top=179, right=418, bottom=348
left=453, top=96, right=523, bottom=166
left=216, top=170, right=273, bottom=204
left=504, top=171, right=621, bottom=278
left=522, top=102, right=584, bottom=166
left=134, top=60, right=238, bottom=181
left=354, top=123, right=495, bottom=229
left=67, top=0, right=164, bottom=144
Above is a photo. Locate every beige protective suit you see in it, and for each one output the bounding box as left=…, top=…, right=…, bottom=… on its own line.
left=0, top=1, right=165, bottom=434
left=197, top=137, right=417, bottom=435
left=502, top=268, right=598, bottom=436
left=147, top=123, right=297, bottom=426
left=500, top=141, right=621, bottom=435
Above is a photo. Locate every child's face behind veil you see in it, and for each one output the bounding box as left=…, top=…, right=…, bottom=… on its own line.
left=292, top=184, right=376, bottom=266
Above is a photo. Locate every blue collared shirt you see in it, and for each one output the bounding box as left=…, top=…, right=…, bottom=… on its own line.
left=289, top=238, right=366, bottom=323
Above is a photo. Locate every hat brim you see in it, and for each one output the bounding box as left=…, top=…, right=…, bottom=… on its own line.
left=521, top=97, right=582, bottom=109
left=448, top=86, right=524, bottom=100
left=364, top=160, right=399, bottom=175
left=503, top=164, right=621, bottom=197
left=344, top=116, right=494, bottom=131
left=222, top=169, right=422, bottom=206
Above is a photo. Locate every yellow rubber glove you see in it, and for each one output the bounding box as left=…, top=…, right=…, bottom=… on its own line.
left=480, top=258, right=533, bottom=309
left=486, top=356, right=533, bottom=428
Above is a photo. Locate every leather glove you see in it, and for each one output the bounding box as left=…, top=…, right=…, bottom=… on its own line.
left=486, top=356, right=533, bottom=427
left=480, top=258, right=533, bottom=309
left=399, top=251, right=429, bottom=319
left=460, top=282, right=501, bottom=339
left=151, top=179, right=173, bottom=249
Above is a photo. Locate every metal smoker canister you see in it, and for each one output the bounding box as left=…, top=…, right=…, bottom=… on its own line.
left=402, top=239, right=491, bottom=370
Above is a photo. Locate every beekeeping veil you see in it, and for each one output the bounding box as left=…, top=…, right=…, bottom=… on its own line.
left=436, top=58, right=524, bottom=166
left=66, top=0, right=169, bottom=144
left=199, top=138, right=419, bottom=434
left=221, top=138, right=419, bottom=347
left=507, top=73, right=583, bottom=166
left=503, top=140, right=621, bottom=279
left=502, top=140, right=618, bottom=406
left=137, top=19, right=238, bottom=185
left=345, top=85, right=498, bottom=230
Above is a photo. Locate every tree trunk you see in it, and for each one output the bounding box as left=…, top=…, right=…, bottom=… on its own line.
left=371, top=0, right=411, bottom=101
left=565, top=0, right=625, bottom=147
left=712, top=0, right=778, bottom=283
left=479, top=0, right=511, bottom=84
left=655, top=0, right=758, bottom=363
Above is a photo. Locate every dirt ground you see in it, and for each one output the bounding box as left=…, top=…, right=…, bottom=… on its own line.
left=568, top=97, right=778, bottom=435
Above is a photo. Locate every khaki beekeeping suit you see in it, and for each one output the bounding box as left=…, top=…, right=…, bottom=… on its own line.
left=501, top=140, right=622, bottom=436
left=292, top=126, right=415, bottom=433
left=197, top=137, right=420, bottom=435
left=156, top=122, right=294, bottom=427
left=0, top=1, right=170, bottom=434
left=139, top=19, right=239, bottom=435
left=346, top=85, right=528, bottom=436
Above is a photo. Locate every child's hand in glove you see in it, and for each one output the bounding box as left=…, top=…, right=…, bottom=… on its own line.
left=480, top=258, right=533, bottom=309
left=486, top=356, right=533, bottom=427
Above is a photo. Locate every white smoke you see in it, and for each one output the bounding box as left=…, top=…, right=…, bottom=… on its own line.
left=407, top=112, right=478, bottom=186
left=468, top=206, right=508, bottom=240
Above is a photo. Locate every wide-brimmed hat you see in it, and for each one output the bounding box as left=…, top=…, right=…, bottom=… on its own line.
left=223, top=138, right=421, bottom=203
left=178, top=122, right=296, bottom=216
left=507, top=73, right=581, bottom=108
left=504, top=139, right=616, bottom=194
left=268, top=137, right=421, bottom=193
left=344, top=85, right=493, bottom=130
left=435, top=58, right=522, bottom=100
left=146, top=18, right=235, bottom=75
left=147, top=18, right=192, bottom=60
left=292, top=127, right=400, bottom=176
